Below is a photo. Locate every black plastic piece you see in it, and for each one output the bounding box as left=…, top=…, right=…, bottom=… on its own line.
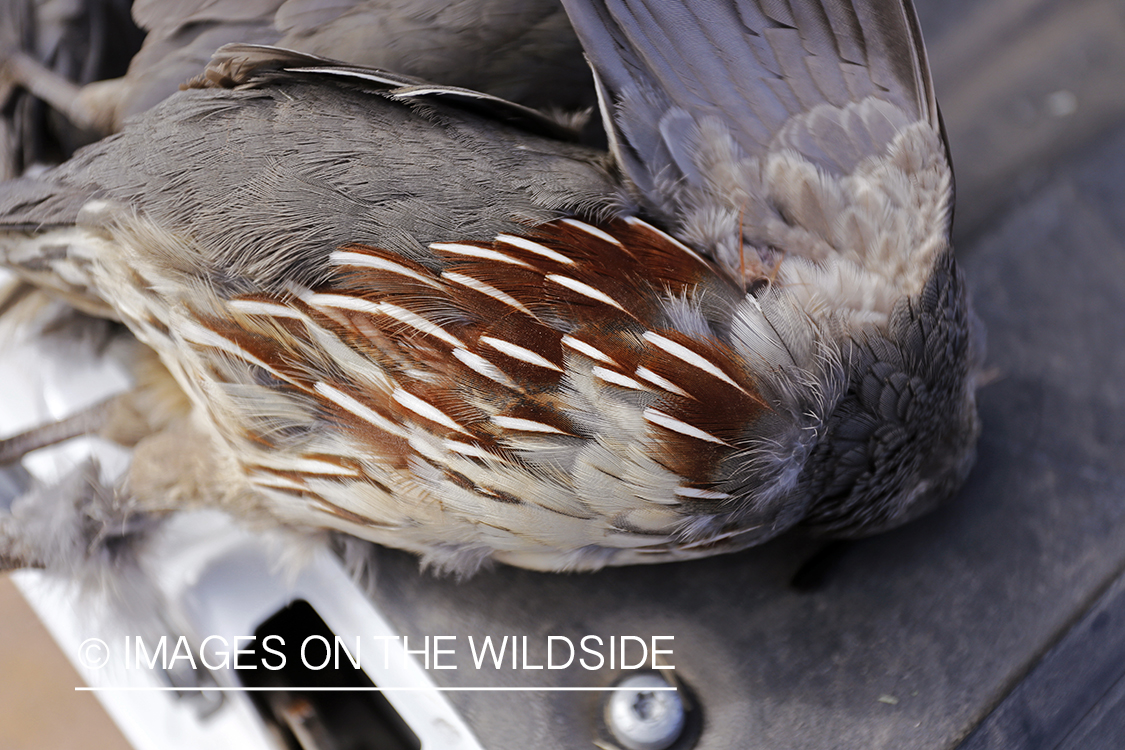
left=242, top=600, right=420, bottom=750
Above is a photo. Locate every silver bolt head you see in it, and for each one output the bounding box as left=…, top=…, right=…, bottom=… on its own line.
left=605, top=673, right=686, bottom=750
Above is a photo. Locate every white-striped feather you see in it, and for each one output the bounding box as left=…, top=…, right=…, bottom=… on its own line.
left=314, top=381, right=408, bottom=438
left=480, top=336, right=562, bottom=372
left=392, top=388, right=470, bottom=434
left=248, top=472, right=308, bottom=492
left=376, top=302, right=464, bottom=348
left=179, top=321, right=299, bottom=387
left=430, top=242, right=530, bottom=268
left=546, top=274, right=626, bottom=311
left=308, top=294, right=463, bottom=348
left=623, top=216, right=710, bottom=265
left=674, top=487, right=731, bottom=500
left=643, top=408, right=731, bottom=446
left=228, top=299, right=305, bottom=319
left=593, top=367, right=648, bottom=391
left=442, top=272, right=535, bottom=318
left=251, top=455, right=361, bottom=477
left=492, top=416, right=568, bottom=434
left=329, top=250, right=440, bottom=287
left=306, top=293, right=382, bottom=315
left=635, top=366, right=691, bottom=398
left=561, top=335, right=617, bottom=365
left=453, top=348, right=517, bottom=388
left=496, top=234, right=573, bottom=265
left=444, top=440, right=502, bottom=461
left=642, top=332, right=745, bottom=393
left=560, top=218, right=624, bottom=247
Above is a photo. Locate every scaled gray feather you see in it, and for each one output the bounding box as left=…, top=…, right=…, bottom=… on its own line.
left=561, top=0, right=945, bottom=253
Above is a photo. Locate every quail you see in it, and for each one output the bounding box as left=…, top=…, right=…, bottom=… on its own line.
left=0, top=0, right=982, bottom=575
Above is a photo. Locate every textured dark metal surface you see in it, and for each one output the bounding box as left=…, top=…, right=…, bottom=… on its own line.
left=923, top=0, right=1125, bottom=237
left=339, top=2, right=1125, bottom=748
left=958, top=572, right=1125, bottom=750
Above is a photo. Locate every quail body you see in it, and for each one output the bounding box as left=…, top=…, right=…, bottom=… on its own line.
left=0, top=0, right=981, bottom=574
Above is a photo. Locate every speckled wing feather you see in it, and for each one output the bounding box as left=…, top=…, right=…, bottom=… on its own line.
left=561, top=0, right=948, bottom=269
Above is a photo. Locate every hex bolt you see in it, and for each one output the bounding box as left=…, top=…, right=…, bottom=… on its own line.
left=605, top=673, right=686, bottom=750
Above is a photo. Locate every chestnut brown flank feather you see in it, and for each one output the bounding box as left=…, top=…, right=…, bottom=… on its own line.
left=206, top=218, right=765, bottom=506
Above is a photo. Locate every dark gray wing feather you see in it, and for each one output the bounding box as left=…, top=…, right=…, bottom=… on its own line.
left=198, top=44, right=582, bottom=141
left=126, top=0, right=593, bottom=122
left=561, top=0, right=941, bottom=217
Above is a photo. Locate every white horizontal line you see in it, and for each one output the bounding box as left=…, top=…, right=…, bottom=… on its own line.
left=285, top=67, right=406, bottom=86
left=76, top=686, right=677, bottom=692
left=228, top=299, right=304, bottom=319
left=251, top=455, right=360, bottom=477
left=675, top=487, right=731, bottom=500
left=560, top=335, right=616, bottom=365
left=480, top=336, right=562, bottom=372
left=593, top=367, right=647, bottom=391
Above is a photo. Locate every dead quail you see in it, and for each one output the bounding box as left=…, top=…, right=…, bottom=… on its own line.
left=0, top=0, right=981, bottom=574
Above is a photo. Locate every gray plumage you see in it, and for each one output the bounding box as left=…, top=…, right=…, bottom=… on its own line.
left=562, top=0, right=947, bottom=271
left=0, top=54, right=615, bottom=296
left=1, top=0, right=596, bottom=175
left=123, top=0, right=596, bottom=119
